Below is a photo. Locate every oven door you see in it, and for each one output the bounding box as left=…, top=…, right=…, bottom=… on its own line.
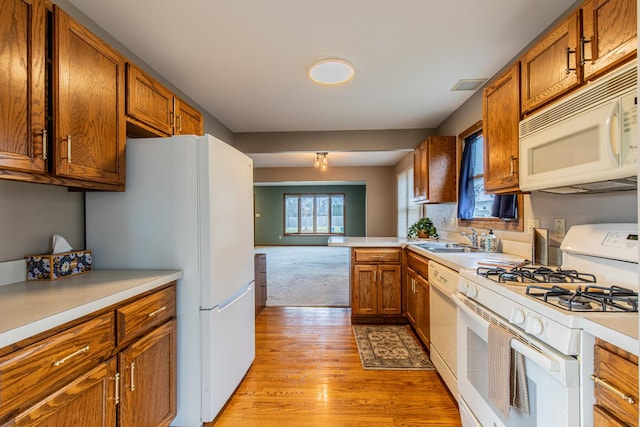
left=454, top=295, right=580, bottom=427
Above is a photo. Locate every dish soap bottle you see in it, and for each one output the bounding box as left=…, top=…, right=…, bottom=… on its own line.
left=485, top=229, right=498, bottom=252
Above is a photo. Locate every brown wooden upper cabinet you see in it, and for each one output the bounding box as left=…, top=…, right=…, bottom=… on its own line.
left=126, top=63, right=204, bottom=137
left=521, top=10, right=582, bottom=114
left=0, top=0, right=46, bottom=174
left=521, top=0, right=637, bottom=114
left=483, top=63, right=521, bottom=194
left=582, top=0, right=637, bottom=80
left=53, top=6, right=127, bottom=187
left=413, top=136, right=456, bottom=203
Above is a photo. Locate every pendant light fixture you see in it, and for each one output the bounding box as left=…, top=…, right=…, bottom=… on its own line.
left=315, top=152, right=328, bottom=172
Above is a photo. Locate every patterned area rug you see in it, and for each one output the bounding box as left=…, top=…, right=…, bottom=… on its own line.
left=352, top=325, right=435, bottom=370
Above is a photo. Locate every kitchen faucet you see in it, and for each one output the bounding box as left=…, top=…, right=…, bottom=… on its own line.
left=461, top=227, right=479, bottom=247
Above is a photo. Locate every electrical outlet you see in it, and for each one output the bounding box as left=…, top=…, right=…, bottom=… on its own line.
left=527, top=218, right=540, bottom=234
left=554, top=218, right=566, bottom=237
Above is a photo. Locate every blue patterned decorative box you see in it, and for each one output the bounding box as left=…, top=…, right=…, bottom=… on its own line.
left=26, top=250, right=93, bottom=280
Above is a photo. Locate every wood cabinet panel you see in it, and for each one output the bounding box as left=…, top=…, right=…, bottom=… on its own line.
left=352, top=264, right=377, bottom=315
left=174, top=97, right=204, bottom=136
left=4, top=358, right=117, bottom=427
left=0, top=313, right=114, bottom=421
left=482, top=63, right=521, bottom=193
left=593, top=405, right=627, bottom=427
left=413, top=142, right=427, bottom=202
left=116, top=285, right=176, bottom=345
left=379, top=265, right=401, bottom=315
left=405, top=253, right=430, bottom=348
left=0, top=0, right=46, bottom=174
left=582, top=0, right=637, bottom=80
left=119, top=319, right=177, bottom=427
left=126, top=63, right=173, bottom=137
left=521, top=10, right=581, bottom=113
left=53, top=6, right=126, bottom=186
left=593, top=341, right=638, bottom=426
left=254, top=253, right=267, bottom=318
left=414, top=273, right=429, bottom=347
left=353, top=248, right=401, bottom=263
left=413, top=136, right=456, bottom=203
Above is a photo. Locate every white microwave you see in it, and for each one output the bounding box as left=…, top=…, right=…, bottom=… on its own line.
left=519, top=61, right=637, bottom=194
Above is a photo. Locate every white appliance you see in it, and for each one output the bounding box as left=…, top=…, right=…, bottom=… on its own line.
left=428, top=260, right=458, bottom=398
left=455, top=223, right=638, bottom=427
left=519, top=60, right=638, bottom=194
left=85, top=135, right=256, bottom=427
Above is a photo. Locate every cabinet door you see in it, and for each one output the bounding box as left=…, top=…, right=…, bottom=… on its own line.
left=174, top=97, right=204, bottom=136
left=53, top=6, right=126, bottom=186
left=0, top=0, right=46, bottom=173
left=582, top=0, right=637, bottom=80
left=126, top=63, right=173, bottom=137
left=6, top=358, right=117, bottom=427
left=378, top=265, right=402, bottom=315
left=521, top=10, right=581, bottom=113
left=119, top=319, right=177, bottom=427
left=593, top=405, right=627, bottom=427
left=352, top=265, right=377, bottom=315
left=405, top=269, right=417, bottom=326
left=413, top=142, right=427, bottom=202
left=483, top=63, right=521, bottom=193
left=414, top=274, right=430, bottom=347
left=427, top=136, right=457, bottom=203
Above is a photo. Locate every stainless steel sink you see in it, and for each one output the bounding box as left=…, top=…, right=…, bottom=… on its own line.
left=414, top=242, right=481, bottom=253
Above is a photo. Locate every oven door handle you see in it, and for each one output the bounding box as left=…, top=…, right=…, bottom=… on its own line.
left=454, top=294, right=579, bottom=386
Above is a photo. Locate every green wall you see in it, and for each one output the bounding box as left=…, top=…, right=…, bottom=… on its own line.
left=254, top=185, right=366, bottom=245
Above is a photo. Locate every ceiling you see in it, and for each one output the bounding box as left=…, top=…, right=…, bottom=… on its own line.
left=67, top=0, right=576, bottom=167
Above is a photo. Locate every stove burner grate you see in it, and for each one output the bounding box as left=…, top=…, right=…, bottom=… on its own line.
left=477, top=265, right=597, bottom=285
left=525, top=284, right=638, bottom=312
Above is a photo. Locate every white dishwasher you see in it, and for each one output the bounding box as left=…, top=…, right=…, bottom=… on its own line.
left=428, top=260, right=458, bottom=399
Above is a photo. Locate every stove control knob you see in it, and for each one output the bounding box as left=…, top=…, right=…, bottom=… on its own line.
left=510, top=309, right=526, bottom=326
left=526, top=317, right=544, bottom=336
left=465, top=285, right=478, bottom=299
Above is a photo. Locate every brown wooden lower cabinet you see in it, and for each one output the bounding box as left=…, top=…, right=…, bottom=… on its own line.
left=592, top=338, right=638, bottom=427
left=405, top=250, right=430, bottom=347
left=0, top=283, right=177, bottom=426
left=350, top=248, right=403, bottom=323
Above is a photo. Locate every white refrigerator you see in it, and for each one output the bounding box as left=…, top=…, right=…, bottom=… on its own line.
left=85, top=134, right=256, bottom=426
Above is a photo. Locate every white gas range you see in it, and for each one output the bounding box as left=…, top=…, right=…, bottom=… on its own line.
left=454, top=223, right=638, bottom=427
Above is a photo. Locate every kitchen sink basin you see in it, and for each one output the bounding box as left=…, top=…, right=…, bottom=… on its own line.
left=414, top=242, right=481, bottom=253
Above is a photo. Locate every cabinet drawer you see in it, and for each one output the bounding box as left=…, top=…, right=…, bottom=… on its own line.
left=0, top=312, right=114, bottom=421
left=116, top=285, right=176, bottom=345
left=594, top=343, right=638, bottom=426
left=407, top=250, right=429, bottom=278
left=352, top=248, right=401, bottom=263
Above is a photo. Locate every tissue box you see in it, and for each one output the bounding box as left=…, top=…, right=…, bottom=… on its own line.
left=26, top=250, right=93, bottom=280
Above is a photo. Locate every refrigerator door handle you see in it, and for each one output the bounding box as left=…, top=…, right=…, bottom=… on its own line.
left=214, top=283, right=255, bottom=312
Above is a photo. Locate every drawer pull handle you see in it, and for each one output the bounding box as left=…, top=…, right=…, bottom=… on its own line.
left=591, top=374, right=636, bottom=404
left=53, top=345, right=90, bottom=367
left=130, top=362, right=136, bottom=391
left=66, top=135, right=72, bottom=163
left=148, top=306, right=167, bottom=318
left=114, top=373, right=120, bottom=405
left=41, top=129, right=47, bottom=160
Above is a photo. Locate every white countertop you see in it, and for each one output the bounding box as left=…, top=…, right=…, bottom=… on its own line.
left=583, top=316, right=638, bottom=355
left=327, top=236, right=407, bottom=247
left=0, top=269, right=182, bottom=349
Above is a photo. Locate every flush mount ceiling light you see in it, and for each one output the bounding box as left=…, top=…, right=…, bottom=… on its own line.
left=451, top=78, right=487, bottom=91
left=309, top=59, right=354, bottom=85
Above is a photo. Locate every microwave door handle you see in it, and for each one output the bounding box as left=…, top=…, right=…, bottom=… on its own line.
left=607, top=100, right=620, bottom=161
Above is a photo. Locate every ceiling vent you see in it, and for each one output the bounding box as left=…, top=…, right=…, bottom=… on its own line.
left=451, top=79, right=487, bottom=91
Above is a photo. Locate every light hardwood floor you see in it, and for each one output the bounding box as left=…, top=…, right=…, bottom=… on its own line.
left=208, top=307, right=462, bottom=426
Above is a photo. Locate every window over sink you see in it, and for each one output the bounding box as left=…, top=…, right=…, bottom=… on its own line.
left=457, top=121, right=523, bottom=232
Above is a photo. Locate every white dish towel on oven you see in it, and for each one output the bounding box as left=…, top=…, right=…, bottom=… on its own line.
left=488, top=322, right=530, bottom=418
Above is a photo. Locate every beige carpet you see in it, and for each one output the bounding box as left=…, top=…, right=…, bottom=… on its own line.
left=352, top=325, right=435, bottom=370
left=256, top=246, right=350, bottom=307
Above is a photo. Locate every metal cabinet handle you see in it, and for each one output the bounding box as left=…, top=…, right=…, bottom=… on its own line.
left=114, top=373, right=120, bottom=405
left=177, top=114, right=182, bottom=132
left=565, top=47, right=577, bottom=75
left=591, top=374, right=636, bottom=404
left=42, top=129, right=47, bottom=160
left=130, top=362, right=136, bottom=391
left=66, top=135, right=72, bottom=163
left=580, top=37, right=592, bottom=65
left=148, top=305, right=167, bottom=318
left=53, top=345, right=90, bottom=367
left=510, top=156, right=517, bottom=175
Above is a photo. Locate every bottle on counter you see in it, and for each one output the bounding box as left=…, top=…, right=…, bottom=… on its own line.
left=485, top=229, right=498, bottom=252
